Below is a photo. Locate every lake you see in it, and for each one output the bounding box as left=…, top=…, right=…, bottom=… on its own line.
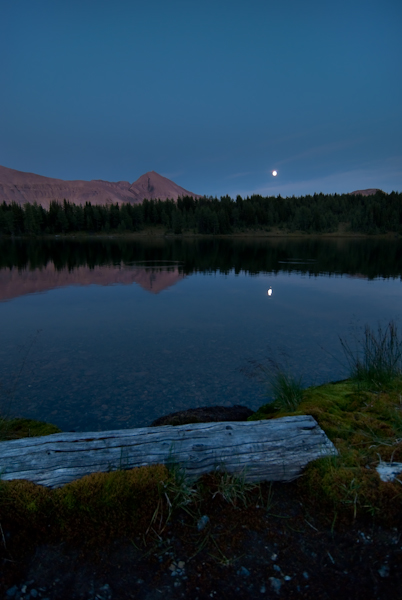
left=0, top=236, right=401, bottom=432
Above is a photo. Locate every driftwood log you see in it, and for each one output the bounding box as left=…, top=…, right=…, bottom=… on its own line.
left=0, top=416, right=337, bottom=488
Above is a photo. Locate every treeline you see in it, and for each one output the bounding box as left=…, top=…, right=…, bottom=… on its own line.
left=0, top=190, right=401, bottom=236
left=1, top=238, right=402, bottom=280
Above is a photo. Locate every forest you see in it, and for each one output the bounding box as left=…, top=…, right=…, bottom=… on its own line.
left=0, top=190, right=401, bottom=236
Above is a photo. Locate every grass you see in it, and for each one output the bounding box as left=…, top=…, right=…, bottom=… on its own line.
left=244, top=357, right=305, bottom=413
left=250, top=378, right=402, bottom=523
left=1, top=321, right=402, bottom=551
left=269, top=368, right=305, bottom=412
left=339, top=320, right=402, bottom=388
left=247, top=322, right=402, bottom=523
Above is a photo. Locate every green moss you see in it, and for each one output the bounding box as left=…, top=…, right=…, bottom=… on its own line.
left=249, top=378, right=402, bottom=523
left=0, top=417, right=61, bottom=440
left=2, top=376, right=402, bottom=547
left=0, top=464, right=170, bottom=546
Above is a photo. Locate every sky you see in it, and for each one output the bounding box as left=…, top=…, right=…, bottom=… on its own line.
left=1, top=0, right=401, bottom=198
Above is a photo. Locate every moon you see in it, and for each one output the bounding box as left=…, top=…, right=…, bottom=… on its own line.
left=272, top=170, right=278, bottom=177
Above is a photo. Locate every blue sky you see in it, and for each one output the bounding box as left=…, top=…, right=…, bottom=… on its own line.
left=1, top=0, right=401, bottom=197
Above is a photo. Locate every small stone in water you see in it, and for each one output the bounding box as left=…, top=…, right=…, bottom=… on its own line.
left=378, top=564, right=390, bottom=578
left=197, top=515, right=210, bottom=531
left=269, top=577, right=282, bottom=595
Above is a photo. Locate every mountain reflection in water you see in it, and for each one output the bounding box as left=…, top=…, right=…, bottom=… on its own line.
left=0, top=237, right=401, bottom=433
left=0, top=263, right=184, bottom=302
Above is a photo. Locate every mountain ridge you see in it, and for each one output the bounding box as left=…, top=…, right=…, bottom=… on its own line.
left=0, top=165, right=202, bottom=208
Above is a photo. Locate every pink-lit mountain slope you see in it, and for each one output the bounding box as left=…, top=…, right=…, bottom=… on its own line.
left=0, top=165, right=202, bottom=208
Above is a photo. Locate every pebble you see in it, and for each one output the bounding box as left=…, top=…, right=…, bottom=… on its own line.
left=378, top=564, right=390, bottom=578
left=6, top=587, right=18, bottom=598
left=197, top=515, right=210, bottom=531
left=269, top=577, right=282, bottom=595
left=303, top=571, right=309, bottom=580
left=237, top=566, right=250, bottom=577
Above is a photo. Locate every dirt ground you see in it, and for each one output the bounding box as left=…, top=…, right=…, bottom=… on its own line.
left=1, top=481, right=401, bottom=600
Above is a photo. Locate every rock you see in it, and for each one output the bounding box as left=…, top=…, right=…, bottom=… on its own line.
left=378, top=564, right=390, bottom=578
left=150, top=405, right=254, bottom=427
left=197, top=515, right=210, bottom=531
left=237, top=566, right=250, bottom=577
left=6, top=586, right=18, bottom=598
left=269, top=577, right=282, bottom=594
left=376, top=461, right=402, bottom=482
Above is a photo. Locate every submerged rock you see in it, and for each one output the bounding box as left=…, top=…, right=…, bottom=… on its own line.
left=150, top=405, right=254, bottom=427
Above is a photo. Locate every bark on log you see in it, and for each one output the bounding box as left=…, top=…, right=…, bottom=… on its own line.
left=0, top=416, right=337, bottom=488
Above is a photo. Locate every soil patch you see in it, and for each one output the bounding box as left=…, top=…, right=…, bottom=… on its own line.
left=1, top=481, right=401, bottom=600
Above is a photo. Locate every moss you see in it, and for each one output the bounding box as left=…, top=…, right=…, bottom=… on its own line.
left=0, top=417, right=61, bottom=440
left=2, top=376, right=402, bottom=547
left=249, top=378, right=402, bottom=524
left=0, top=464, right=170, bottom=547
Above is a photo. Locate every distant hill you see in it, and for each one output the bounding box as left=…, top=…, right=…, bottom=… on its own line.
left=349, top=189, right=385, bottom=196
left=0, top=165, right=202, bottom=207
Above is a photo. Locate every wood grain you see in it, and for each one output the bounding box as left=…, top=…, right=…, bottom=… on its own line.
left=0, top=416, right=337, bottom=488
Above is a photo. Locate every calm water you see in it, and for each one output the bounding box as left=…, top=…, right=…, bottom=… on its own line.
left=0, top=237, right=401, bottom=432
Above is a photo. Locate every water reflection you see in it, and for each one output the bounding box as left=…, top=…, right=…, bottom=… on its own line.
left=0, top=237, right=401, bottom=432
left=0, top=237, right=401, bottom=288
left=0, top=263, right=184, bottom=301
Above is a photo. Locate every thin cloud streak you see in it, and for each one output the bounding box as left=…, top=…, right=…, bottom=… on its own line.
left=272, top=137, right=370, bottom=169
left=225, top=171, right=253, bottom=180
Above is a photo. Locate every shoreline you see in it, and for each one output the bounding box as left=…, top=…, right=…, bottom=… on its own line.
left=1, top=376, right=402, bottom=598
left=1, top=227, right=401, bottom=241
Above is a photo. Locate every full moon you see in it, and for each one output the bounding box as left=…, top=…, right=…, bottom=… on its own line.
left=272, top=170, right=278, bottom=177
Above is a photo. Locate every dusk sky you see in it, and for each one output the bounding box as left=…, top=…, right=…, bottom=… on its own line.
left=1, top=0, right=401, bottom=198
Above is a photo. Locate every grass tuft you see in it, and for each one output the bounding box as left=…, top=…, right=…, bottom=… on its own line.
left=269, top=368, right=305, bottom=412
left=340, top=321, right=402, bottom=388
left=211, top=470, right=258, bottom=508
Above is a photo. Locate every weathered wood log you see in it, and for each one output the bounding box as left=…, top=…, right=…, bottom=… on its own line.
left=0, top=416, right=337, bottom=488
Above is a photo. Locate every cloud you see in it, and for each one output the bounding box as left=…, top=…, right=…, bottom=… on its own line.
left=225, top=171, right=253, bottom=180
left=270, top=137, right=369, bottom=170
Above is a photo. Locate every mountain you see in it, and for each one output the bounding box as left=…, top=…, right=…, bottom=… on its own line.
left=0, top=165, right=202, bottom=207
left=349, top=189, right=385, bottom=196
